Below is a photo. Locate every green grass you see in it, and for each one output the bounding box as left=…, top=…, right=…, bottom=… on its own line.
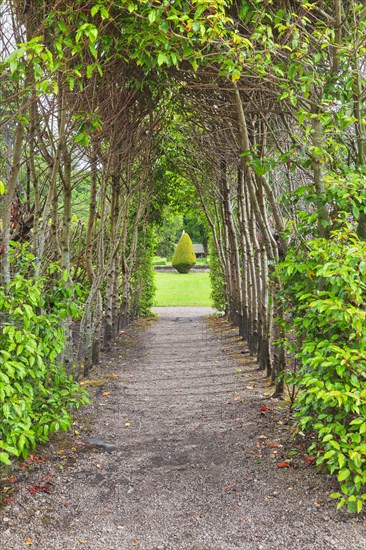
left=153, top=272, right=212, bottom=306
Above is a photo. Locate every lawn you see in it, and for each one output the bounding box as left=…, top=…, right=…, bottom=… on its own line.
left=153, top=271, right=212, bottom=307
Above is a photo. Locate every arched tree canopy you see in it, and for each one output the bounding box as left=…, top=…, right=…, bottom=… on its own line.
left=0, top=0, right=366, bottom=512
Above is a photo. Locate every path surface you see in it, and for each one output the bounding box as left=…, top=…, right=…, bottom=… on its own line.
left=1, top=307, right=365, bottom=549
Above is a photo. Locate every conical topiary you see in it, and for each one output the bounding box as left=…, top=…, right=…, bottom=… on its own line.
left=172, top=232, right=196, bottom=273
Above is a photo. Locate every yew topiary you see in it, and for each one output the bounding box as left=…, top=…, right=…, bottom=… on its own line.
left=172, top=232, right=196, bottom=273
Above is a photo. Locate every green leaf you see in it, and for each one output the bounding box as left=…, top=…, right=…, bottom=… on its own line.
left=91, top=5, right=99, bottom=17
left=338, top=468, right=350, bottom=482
left=338, top=454, right=346, bottom=468
left=0, top=452, right=11, bottom=465
left=148, top=10, right=157, bottom=24
left=157, top=53, right=168, bottom=66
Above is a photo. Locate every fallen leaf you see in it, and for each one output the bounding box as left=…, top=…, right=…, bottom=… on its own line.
left=125, top=421, right=131, bottom=428
left=233, top=396, right=243, bottom=402
left=266, top=441, right=282, bottom=449
left=258, top=435, right=266, bottom=439
left=305, top=455, right=316, bottom=465
left=25, top=537, right=33, bottom=546
left=8, top=475, right=16, bottom=483
left=41, top=474, right=52, bottom=482
left=28, top=485, right=53, bottom=494
left=277, top=461, right=290, bottom=469
left=74, top=430, right=80, bottom=435
left=102, top=391, right=111, bottom=396
left=131, top=539, right=138, bottom=546
left=28, top=455, right=45, bottom=463
left=260, top=406, right=273, bottom=412
left=57, top=450, right=65, bottom=455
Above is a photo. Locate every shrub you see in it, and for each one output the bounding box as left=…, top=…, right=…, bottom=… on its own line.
left=130, top=226, right=157, bottom=316
left=0, top=247, right=89, bottom=465
left=209, top=240, right=227, bottom=311
left=152, top=256, right=167, bottom=266
left=278, top=226, right=366, bottom=513
left=172, top=232, right=196, bottom=273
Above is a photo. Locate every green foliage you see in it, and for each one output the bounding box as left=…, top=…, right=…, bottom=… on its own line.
left=183, top=212, right=209, bottom=252
left=0, top=247, right=89, bottom=466
left=278, top=226, right=366, bottom=513
left=209, top=240, right=227, bottom=312
left=130, top=226, right=157, bottom=316
left=155, top=214, right=183, bottom=258
left=152, top=256, right=167, bottom=266
left=172, top=232, right=196, bottom=273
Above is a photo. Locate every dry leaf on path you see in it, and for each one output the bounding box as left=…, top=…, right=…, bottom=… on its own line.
left=266, top=441, right=282, bottom=448
left=277, top=461, right=290, bottom=469
left=28, top=455, right=45, bottom=463
left=28, top=485, right=53, bottom=495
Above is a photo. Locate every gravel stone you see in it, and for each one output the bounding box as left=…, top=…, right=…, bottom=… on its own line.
left=87, top=438, right=118, bottom=452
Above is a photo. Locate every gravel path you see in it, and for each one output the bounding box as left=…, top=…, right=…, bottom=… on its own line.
left=0, top=307, right=365, bottom=549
